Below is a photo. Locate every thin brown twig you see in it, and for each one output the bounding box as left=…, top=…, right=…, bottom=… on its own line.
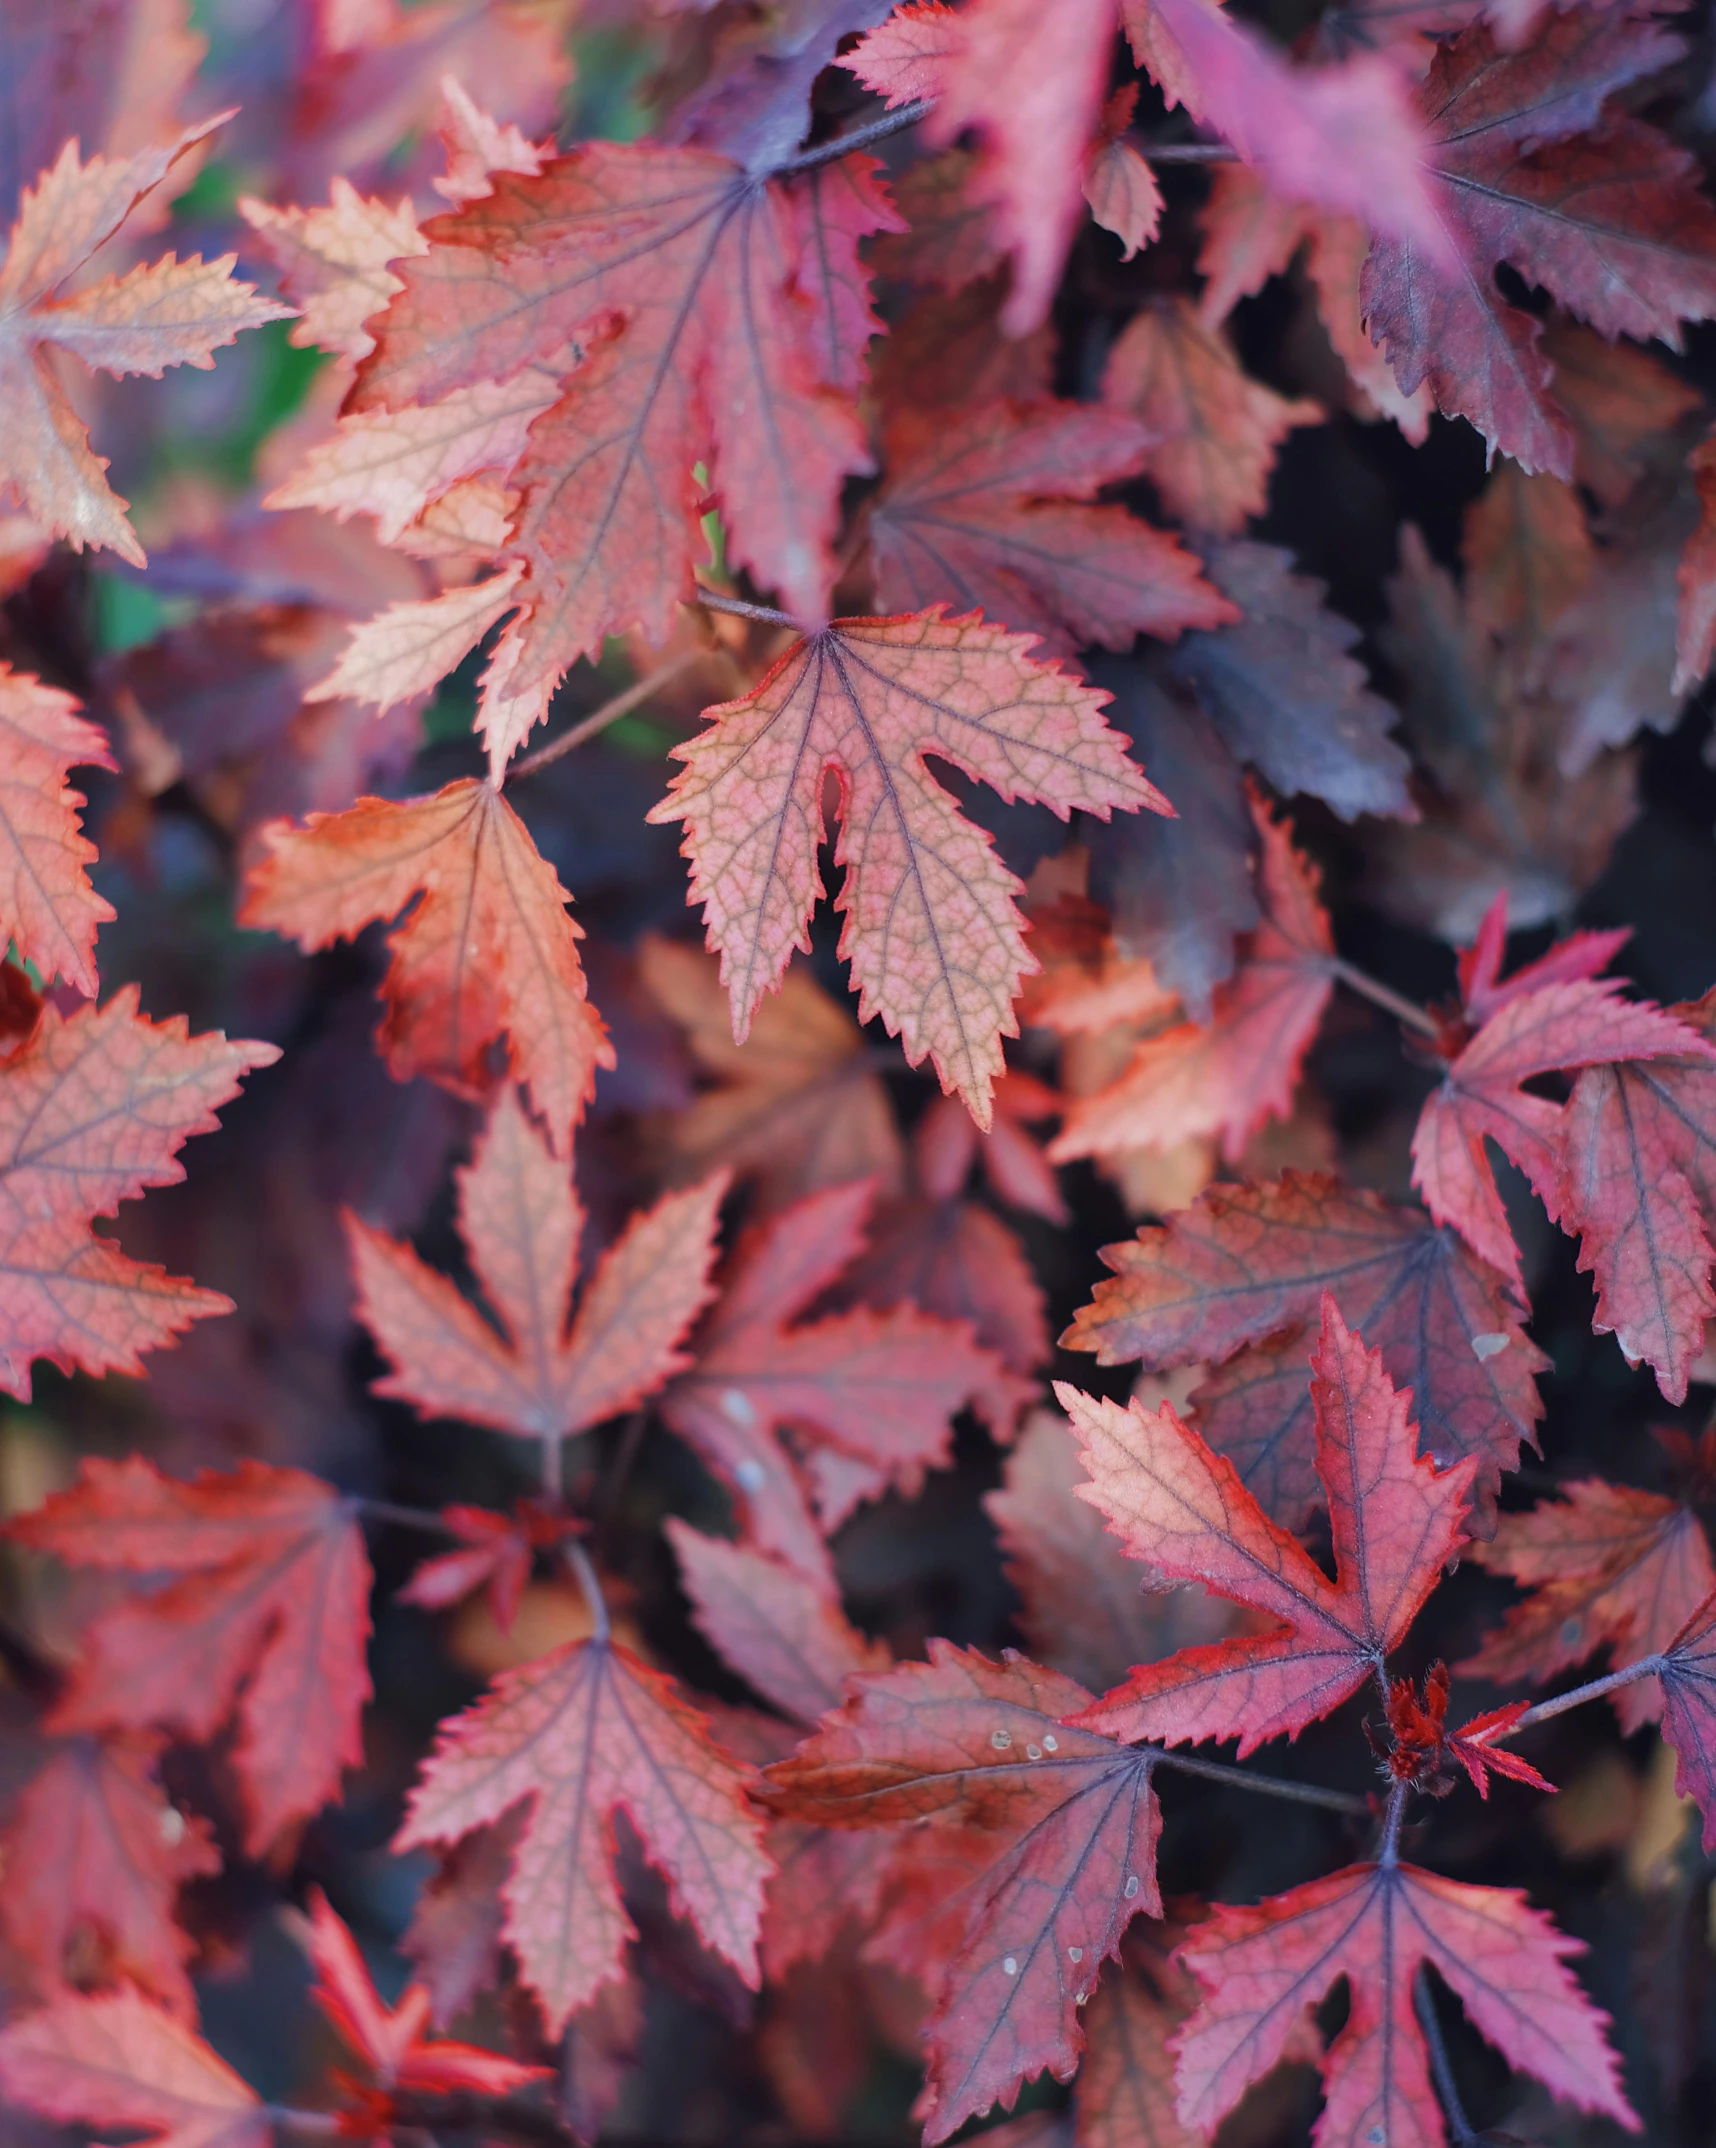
left=1137, top=139, right=1241, bottom=162
left=1155, top=1749, right=1371, bottom=1815
left=508, top=649, right=705, bottom=782
left=1507, top=1655, right=1666, bottom=1730
left=693, top=586, right=803, bottom=629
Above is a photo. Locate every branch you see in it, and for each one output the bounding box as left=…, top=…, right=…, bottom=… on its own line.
left=1415, top=1968, right=1480, bottom=2147
left=1376, top=1780, right=1410, bottom=1868
left=772, top=99, right=934, bottom=176
left=692, top=586, right=803, bottom=629
left=353, top=1498, right=466, bottom=1540
left=1329, top=955, right=1442, bottom=1040
left=1506, top=1655, right=1666, bottom=1731
left=1155, top=1749, right=1371, bottom=1816
left=507, top=650, right=707, bottom=782
left=1137, top=139, right=1240, bottom=163
left=565, top=1537, right=611, bottom=1646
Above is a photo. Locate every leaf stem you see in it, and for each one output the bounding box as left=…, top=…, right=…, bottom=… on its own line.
left=692, top=587, right=803, bottom=629
left=1506, top=1655, right=1666, bottom=1730
left=270, top=2111, right=344, bottom=2137
left=1155, top=1750, right=1371, bottom=1816
left=1137, top=139, right=1241, bottom=163
left=773, top=99, right=934, bottom=176
left=541, top=1430, right=565, bottom=1506
left=1415, top=1968, right=1480, bottom=2146
left=508, top=650, right=706, bottom=782
left=1329, top=956, right=1442, bottom=1040
left=1377, top=1780, right=1410, bottom=1868
left=353, top=1498, right=464, bottom=1539
left=565, top=1537, right=611, bottom=1646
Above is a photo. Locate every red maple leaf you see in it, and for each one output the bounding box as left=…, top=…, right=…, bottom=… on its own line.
left=1558, top=985, right=1716, bottom=1401
left=0, top=1735, right=219, bottom=2019
left=1412, top=913, right=1712, bottom=1290
left=0, top=989, right=278, bottom=1400
left=667, top=1520, right=889, bottom=1725
left=1378, top=1663, right=1553, bottom=1799
left=650, top=609, right=1164, bottom=1123
left=0, top=1986, right=271, bottom=2148
left=349, top=1085, right=726, bottom=1448
left=1058, top=1297, right=1472, bottom=1750
left=1083, top=85, right=1162, bottom=262
left=304, top=1887, right=548, bottom=2097
left=1172, top=1861, right=1638, bottom=2141
left=986, top=1406, right=1244, bottom=1698
left=395, top=1632, right=773, bottom=2031
left=764, top=1643, right=1164, bottom=2142
left=1461, top=1476, right=1715, bottom=1731
left=0, top=665, right=115, bottom=996
left=1062, top=1171, right=1546, bottom=1532
left=1099, top=298, right=1321, bottom=535
left=1051, top=789, right=1334, bottom=1166
left=350, top=139, right=898, bottom=718
left=1360, top=11, right=1716, bottom=473
left=659, top=1177, right=1005, bottom=1578
left=240, top=779, right=612, bottom=1153
left=867, top=399, right=1233, bottom=659
left=8, top=1458, right=372, bottom=1854
left=397, top=1501, right=569, bottom=1633
left=0, top=118, right=289, bottom=565
left=843, top=0, right=1117, bottom=336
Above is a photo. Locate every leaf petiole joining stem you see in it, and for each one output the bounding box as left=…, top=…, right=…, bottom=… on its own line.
left=508, top=649, right=707, bottom=782
left=1507, top=1654, right=1666, bottom=1730
left=565, top=1536, right=611, bottom=1646
left=692, top=586, right=803, bottom=629
left=772, top=99, right=934, bottom=176
left=1329, top=955, right=1442, bottom=1039
left=1154, top=1749, right=1370, bottom=1815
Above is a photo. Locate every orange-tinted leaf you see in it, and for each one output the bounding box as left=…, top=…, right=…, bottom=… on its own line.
left=1083, top=90, right=1162, bottom=263
left=667, top=1520, right=888, bottom=1723
left=986, top=1406, right=1243, bottom=1698
left=765, top=1643, right=1164, bottom=2142
left=1173, top=1861, right=1637, bottom=2142
left=639, top=936, right=906, bottom=1212
left=870, top=401, right=1232, bottom=659
left=1053, top=791, right=1332, bottom=1165
left=1461, top=1478, right=1714, bottom=1731
left=1062, top=1171, right=1547, bottom=1528
left=396, top=1635, right=772, bottom=2030
left=845, top=0, right=1116, bottom=335
left=0, top=664, right=115, bottom=995
left=306, top=1887, right=548, bottom=2097
left=1101, top=299, right=1320, bottom=535
left=1060, top=1299, right=1472, bottom=1749
left=238, top=178, right=422, bottom=363
left=241, top=778, right=611, bottom=1151
left=1362, top=13, right=1716, bottom=472
left=10, top=1457, right=372, bottom=1854
left=0, top=1987, right=271, bottom=2148
left=351, top=1085, right=726, bottom=1443
left=0, top=989, right=278, bottom=1399
left=0, top=121, right=289, bottom=566
left=1412, top=973, right=1712, bottom=1291
left=305, top=563, right=522, bottom=730
left=353, top=142, right=897, bottom=683
left=660, top=1178, right=1003, bottom=1575
left=651, top=610, right=1164, bottom=1124
left=0, top=1736, right=218, bottom=2019
left=1559, top=987, right=1716, bottom=1401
